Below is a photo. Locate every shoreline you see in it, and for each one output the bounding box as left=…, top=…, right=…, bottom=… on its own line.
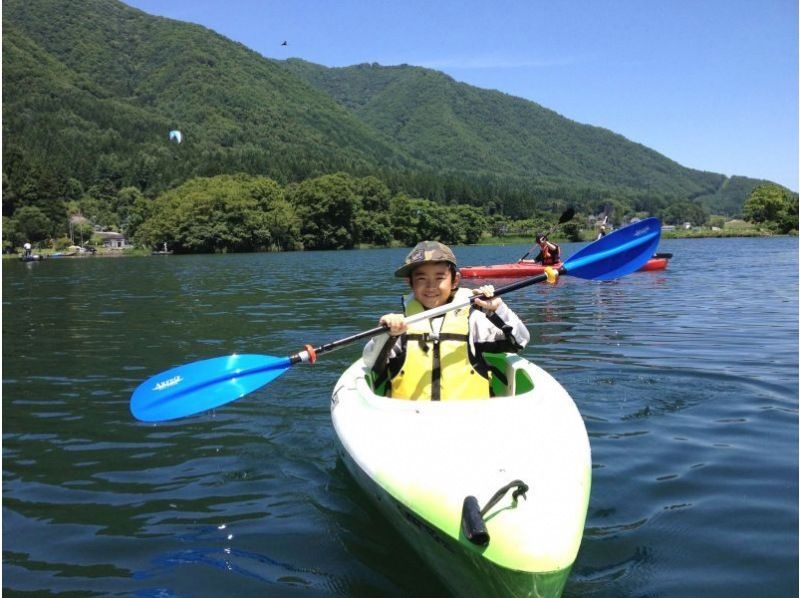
left=6, top=230, right=794, bottom=260
left=479, top=229, right=793, bottom=245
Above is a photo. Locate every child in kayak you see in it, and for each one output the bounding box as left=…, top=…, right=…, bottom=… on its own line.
left=531, top=234, right=561, bottom=265
left=363, top=241, right=530, bottom=401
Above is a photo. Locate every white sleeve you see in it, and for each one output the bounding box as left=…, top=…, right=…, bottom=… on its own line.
left=362, top=333, right=403, bottom=368
left=469, top=302, right=530, bottom=351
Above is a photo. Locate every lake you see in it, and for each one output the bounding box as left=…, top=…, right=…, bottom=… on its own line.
left=3, top=235, right=798, bottom=597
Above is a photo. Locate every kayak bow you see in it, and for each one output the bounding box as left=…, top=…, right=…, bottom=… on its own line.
left=332, top=353, right=591, bottom=597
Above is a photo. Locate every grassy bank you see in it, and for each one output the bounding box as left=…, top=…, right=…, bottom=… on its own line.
left=479, top=225, right=791, bottom=245
left=4, top=248, right=154, bottom=259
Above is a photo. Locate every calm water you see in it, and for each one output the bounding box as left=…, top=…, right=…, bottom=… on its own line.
left=3, top=236, right=798, bottom=597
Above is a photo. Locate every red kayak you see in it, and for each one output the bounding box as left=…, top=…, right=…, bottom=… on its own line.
left=460, top=253, right=671, bottom=278
left=637, top=256, right=670, bottom=272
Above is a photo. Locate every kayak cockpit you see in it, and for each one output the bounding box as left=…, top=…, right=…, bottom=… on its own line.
left=365, top=352, right=535, bottom=400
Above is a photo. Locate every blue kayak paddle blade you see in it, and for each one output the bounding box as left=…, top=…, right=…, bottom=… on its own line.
left=564, top=217, right=662, bottom=280
left=130, top=354, right=293, bottom=422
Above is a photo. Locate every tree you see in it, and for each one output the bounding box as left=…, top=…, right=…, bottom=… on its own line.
left=135, top=174, right=299, bottom=252
left=3, top=216, right=18, bottom=252
left=450, top=205, right=487, bottom=244
left=743, top=184, right=798, bottom=233
left=387, top=194, right=486, bottom=246
left=68, top=214, right=94, bottom=246
left=658, top=201, right=708, bottom=226
left=287, top=173, right=361, bottom=249
left=351, top=176, right=393, bottom=246
left=11, top=205, right=52, bottom=244
left=708, top=215, right=726, bottom=229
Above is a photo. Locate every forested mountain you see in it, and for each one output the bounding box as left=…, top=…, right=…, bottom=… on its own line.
left=3, top=0, right=416, bottom=210
left=2, top=0, right=779, bottom=241
left=284, top=60, right=726, bottom=197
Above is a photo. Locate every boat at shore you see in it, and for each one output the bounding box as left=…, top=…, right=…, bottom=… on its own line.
left=460, top=253, right=672, bottom=278
left=50, top=245, right=96, bottom=258
left=331, top=353, right=591, bottom=597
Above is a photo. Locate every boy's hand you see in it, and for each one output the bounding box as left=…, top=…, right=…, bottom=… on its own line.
left=379, top=313, right=408, bottom=336
left=472, top=285, right=502, bottom=313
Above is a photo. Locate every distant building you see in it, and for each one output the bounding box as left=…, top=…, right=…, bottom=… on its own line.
left=95, top=231, right=132, bottom=249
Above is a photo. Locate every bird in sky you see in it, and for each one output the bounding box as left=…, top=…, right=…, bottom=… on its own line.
left=281, top=41, right=287, bottom=46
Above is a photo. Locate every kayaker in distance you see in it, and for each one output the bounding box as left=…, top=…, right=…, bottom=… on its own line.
left=23, top=242, right=32, bottom=257
left=596, top=225, right=607, bottom=240
left=530, top=234, right=561, bottom=265
left=363, top=241, right=530, bottom=400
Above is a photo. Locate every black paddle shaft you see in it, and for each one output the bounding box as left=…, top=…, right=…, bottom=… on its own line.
left=300, top=271, right=554, bottom=361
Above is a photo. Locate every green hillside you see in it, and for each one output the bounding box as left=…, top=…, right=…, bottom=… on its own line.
left=284, top=60, right=728, bottom=194
left=3, top=0, right=416, bottom=202
left=2, top=0, right=781, bottom=242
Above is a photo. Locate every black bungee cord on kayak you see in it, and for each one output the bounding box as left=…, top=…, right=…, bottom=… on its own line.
left=461, top=480, right=529, bottom=546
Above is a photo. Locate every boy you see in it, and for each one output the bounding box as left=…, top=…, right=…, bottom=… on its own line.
left=363, top=241, right=530, bottom=400
left=532, top=234, right=561, bottom=265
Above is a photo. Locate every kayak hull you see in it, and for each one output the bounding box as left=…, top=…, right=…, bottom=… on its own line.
left=335, top=439, right=574, bottom=596
left=637, top=257, right=668, bottom=271
left=331, top=354, right=591, bottom=597
left=460, top=257, right=668, bottom=278
left=459, top=260, right=555, bottom=278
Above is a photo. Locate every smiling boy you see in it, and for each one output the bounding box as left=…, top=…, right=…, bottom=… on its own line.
left=363, top=241, right=530, bottom=401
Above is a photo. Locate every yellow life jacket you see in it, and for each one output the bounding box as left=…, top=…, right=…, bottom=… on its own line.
left=390, top=289, right=490, bottom=401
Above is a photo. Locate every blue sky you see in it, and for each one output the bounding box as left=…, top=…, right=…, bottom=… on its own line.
left=125, top=0, right=798, bottom=191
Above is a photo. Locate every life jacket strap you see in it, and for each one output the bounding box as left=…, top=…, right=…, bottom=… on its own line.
left=405, top=332, right=469, bottom=400
left=406, top=332, right=468, bottom=352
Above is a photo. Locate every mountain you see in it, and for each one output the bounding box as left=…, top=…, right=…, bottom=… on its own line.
left=282, top=60, right=781, bottom=215
left=284, top=60, right=712, bottom=192
left=2, top=0, right=775, bottom=220
left=3, top=0, right=416, bottom=208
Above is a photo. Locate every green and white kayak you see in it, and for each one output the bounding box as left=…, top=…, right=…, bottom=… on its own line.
left=331, top=353, right=591, bottom=597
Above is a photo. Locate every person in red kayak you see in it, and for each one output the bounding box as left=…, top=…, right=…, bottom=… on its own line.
left=531, top=233, right=561, bottom=266
left=363, top=241, right=530, bottom=401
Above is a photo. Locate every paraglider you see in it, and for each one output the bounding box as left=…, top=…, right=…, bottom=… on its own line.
left=169, top=130, right=183, bottom=144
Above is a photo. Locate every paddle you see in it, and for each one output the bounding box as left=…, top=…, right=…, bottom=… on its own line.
left=130, top=217, right=661, bottom=422
left=517, top=207, right=575, bottom=262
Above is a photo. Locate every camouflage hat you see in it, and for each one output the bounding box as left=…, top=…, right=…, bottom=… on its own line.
left=394, top=241, right=457, bottom=278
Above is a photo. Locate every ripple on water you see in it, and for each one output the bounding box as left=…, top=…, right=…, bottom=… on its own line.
left=3, top=239, right=797, bottom=597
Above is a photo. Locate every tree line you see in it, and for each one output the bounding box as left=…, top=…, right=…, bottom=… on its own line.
left=4, top=172, right=796, bottom=254
left=3, top=172, right=494, bottom=252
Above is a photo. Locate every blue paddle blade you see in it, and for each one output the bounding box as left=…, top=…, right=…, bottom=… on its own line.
left=130, top=354, right=293, bottom=422
left=564, top=217, right=661, bottom=280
